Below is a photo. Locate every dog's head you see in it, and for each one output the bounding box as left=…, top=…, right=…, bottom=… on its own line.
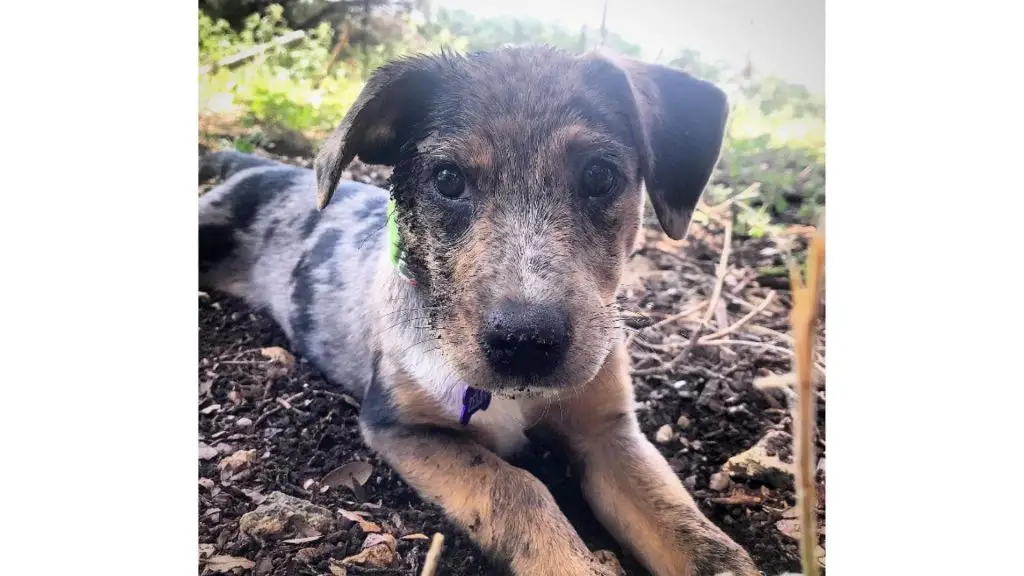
left=316, top=47, right=728, bottom=397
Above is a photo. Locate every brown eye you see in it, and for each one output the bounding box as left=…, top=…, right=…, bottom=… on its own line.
left=581, top=161, right=617, bottom=198
left=434, top=165, right=466, bottom=199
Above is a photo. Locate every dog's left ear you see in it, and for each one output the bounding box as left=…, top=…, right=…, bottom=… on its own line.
left=314, top=54, right=445, bottom=210
left=583, top=52, right=729, bottom=240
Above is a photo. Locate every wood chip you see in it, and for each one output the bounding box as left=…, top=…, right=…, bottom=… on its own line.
left=260, top=346, right=295, bottom=370
left=282, top=535, right=322, bottom=545
left=321, top=461, right=374, bottom=487
left=218, top=449, right=257, bottom=473
left=198, top=543, right=216, bottom=559
left=204, top=554, right=256, bottom=573
left=710, top=488, right=767, bottom=506
left=339, top=509, right=381, bottom=533
left=340, top=533, right=396, bottom=567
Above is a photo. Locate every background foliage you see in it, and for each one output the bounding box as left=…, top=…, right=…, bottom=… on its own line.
left=199, top=1, right=825, bottom=234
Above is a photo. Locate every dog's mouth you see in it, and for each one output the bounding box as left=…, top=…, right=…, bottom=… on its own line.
left=433, top=299, right=618, bottom=397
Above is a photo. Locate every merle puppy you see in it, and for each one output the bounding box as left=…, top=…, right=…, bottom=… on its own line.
left=199, top=46, right=759, bottom=576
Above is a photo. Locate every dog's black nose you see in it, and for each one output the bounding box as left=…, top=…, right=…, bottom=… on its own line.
left=480, top=300, right=571, bottom=379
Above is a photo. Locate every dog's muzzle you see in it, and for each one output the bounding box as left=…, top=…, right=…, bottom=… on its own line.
left=478, top=299, right=571, bottom=379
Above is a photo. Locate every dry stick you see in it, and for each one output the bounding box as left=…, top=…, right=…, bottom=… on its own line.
left=420, top=533, right=445, bottom=576
left=701, top=290, right=776, bottom=341
left=697, top=182, right=762, bottom=218
left=788, top=227, right=826, bottom=576
left=625, top=302, right=704, bottom=348
left=199, top=30, right=306, bottom=75
left=667, top=211, right=734, bottom=369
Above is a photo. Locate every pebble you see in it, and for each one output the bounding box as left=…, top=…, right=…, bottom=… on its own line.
left=239, top=491, right=337, bottom=537
left=654, top=424, right=674, bottom=444
left=236, top=417, right=253, bottom=427
left=676, top=415, right=692, bottom=429
left=709, top=472, right=731, bottom=492
left=723, top=430, right=797, bottom=489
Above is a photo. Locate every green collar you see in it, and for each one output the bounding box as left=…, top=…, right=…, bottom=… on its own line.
left=386, top=198, right=415, bottom=284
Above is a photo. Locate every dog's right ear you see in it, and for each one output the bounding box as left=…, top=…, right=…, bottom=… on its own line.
left=315, top=55, right=444, bottom=210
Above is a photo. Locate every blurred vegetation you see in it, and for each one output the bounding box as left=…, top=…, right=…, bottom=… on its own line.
left=199, top=1, right=825, bottom=233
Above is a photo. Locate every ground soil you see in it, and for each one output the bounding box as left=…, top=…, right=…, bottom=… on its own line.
left=198, top=150, right=826, bottom=576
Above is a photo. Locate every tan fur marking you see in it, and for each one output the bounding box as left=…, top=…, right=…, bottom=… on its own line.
left=362, top=425, right=616, bottom=576
left=544, top=345, right=760, bottom=576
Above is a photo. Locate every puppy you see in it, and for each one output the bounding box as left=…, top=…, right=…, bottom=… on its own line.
left=199, top=46, right=759, bottom=576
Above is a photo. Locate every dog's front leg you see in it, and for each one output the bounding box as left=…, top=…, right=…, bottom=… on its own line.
left=362, top=423, right=616, bottom=576
left=548, top=346, right=759, bottom=576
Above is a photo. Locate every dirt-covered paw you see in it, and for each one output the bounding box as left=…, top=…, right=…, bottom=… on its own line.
left=692, top=537, right=760, bottom=576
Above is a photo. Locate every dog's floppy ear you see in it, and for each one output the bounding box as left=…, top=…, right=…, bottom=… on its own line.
left=314, top=55, right=444, bottom=210
left=584, top=52, right=729, bottom=240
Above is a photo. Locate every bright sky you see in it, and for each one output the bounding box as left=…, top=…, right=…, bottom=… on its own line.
left=433, top=0, right=824, bottom=95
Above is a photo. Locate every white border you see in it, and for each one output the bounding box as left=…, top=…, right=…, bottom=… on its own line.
left=3, top=1, right=1023, bottom=575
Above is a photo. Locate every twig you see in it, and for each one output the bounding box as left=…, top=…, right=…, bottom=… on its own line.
left=252, top=405, right=282, bottom=428
left=199, top=30, right=306, bottom=75
left=420, top=533, right=445, bottom=576
left=667, top=212, right=734, bottom=368
left=788, top=224, right=825, bottom=576
left=318, top=21, right=349, bottom=87
left=697, top=182, right=762, bottom=217
left=625, top=303, right=704, bottom=348
left=703, top=290, right=776, bottom=341
left=698, top=339, right=827, bottom=376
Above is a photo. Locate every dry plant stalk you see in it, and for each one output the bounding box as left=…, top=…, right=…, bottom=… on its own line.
left=788, top=227, right=825, bottom=576
left=419, top=532, right=445, bottom=576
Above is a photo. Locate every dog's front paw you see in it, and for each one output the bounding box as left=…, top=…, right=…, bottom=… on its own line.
left=592, top=549, right=625, bottom=576
left=690, top=534, right=760, bottom=576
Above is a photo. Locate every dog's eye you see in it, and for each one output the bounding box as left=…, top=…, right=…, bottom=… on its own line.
left=433, top=165, right=466, bottom=199
left=581, top=161, right=617, bottom=198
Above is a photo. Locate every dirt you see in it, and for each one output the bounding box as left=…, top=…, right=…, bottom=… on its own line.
left=198, top=151, right=826, bottom=576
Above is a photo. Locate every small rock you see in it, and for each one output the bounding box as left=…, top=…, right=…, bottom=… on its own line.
left=218, top=449, right=257, bottom=474
left=670, top=380, right=691, bottom=391
left=236, top=417, right=253, bottom=427
left=723, top=430, right=797, bottom=489
left=683, top=475, right=697, bottom=491
left=690, top=440, right=703, bottom=451
left=260, top=346, right=295, bottom=371
left=239, top=491, right=336, bottom=538
left=709, top=472, right=731, bottom=492
left=654, top=424, right=674, bottom=444
left=198, top=442, right=218, bottom=461
left=198, top=478, right=215, bottom=490
left=676, top=415, right=692, bottom=429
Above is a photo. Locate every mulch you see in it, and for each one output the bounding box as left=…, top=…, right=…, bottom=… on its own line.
left=198, top=151, right=826, bottom=576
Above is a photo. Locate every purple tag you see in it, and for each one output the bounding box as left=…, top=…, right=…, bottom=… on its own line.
left=459, top=387, right=492, bottom=426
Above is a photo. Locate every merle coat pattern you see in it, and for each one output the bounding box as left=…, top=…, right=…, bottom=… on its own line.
left=199, top=46, right=759, bottom=576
